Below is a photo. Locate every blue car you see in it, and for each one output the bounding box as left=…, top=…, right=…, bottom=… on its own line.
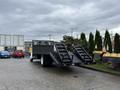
left=0, top=51, right=11, bottom=58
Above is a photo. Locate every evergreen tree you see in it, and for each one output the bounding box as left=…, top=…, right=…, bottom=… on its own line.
left=95, top=30, right=99, bottom=46
left=114, top=33, right=120, bottom=53
left=98, top=36, right=102, bottom=50
left=88, top=32, right=95, bottom=56
left=104, top=30, right=112, bottom=53
left=80, top=33, right=87, bottom=48
left=95, top=30, right=102, bottom=50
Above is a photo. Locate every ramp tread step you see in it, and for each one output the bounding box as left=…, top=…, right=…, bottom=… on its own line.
left=58, top=50, right=67, bottom=52
left=78, top=51, right=84, bottom=53
left=57, top=48, right=65, bottom=49
left=59, top=52, right=68, bottom=54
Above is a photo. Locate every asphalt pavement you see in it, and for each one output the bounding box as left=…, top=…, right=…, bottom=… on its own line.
left=0, top=58, right=120, bottom=90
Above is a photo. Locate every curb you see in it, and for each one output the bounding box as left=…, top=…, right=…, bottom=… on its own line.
left=79, top=65, right=120, bottom=76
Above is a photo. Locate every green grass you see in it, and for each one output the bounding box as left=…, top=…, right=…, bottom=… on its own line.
left=85, top=63, right=120, bottom=75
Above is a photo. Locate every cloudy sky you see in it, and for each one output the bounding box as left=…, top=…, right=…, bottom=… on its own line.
left=0, top=0, right=120, bottom=41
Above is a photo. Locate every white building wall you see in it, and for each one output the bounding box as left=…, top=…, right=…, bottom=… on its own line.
left=0, top=46, right=4, bottom=51
left=0, top=34, right=24, bottom=51
left=0, top=34, right=24, bottom=46
left=17, top=47, right=24, bottom=51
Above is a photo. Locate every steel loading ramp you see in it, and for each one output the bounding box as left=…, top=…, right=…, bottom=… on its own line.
left=73, top=46, right=93, bottom=64
left=49, top=52, right=60, bottom=65
left=51, top=42, right=73, bottom=66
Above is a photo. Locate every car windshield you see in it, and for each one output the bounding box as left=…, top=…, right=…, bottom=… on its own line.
left=1, top=51, right=9, bottom=54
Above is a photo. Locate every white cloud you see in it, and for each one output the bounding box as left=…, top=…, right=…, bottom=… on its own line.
left=0, top=0, right=120, bottom=41
left=109, top=26, right=120, bottom=35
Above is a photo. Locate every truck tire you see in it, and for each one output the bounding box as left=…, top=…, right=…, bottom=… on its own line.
left=41, top=55, right=47, bottom=67
left=30, top=58, right=33, bottom=62
left=41, top=55, right=53, bottom=67
left=41, top=57, right=44, bottom=66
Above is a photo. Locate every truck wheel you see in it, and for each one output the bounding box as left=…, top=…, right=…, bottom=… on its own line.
left=41, top=56, right=46, bottom=67
left=41, top=55, right=53, bottom=67
left=30, top=58, right=33, bottom=62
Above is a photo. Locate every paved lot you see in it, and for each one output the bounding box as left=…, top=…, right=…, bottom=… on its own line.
left=0, top=59, right=120, bottom=90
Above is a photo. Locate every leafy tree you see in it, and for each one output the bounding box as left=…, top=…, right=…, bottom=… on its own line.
left=73, top=38, right=81, bottom=46
left=104, top=30, right=112, bottom=53
left=114, top=33, right=120, bottom=53
left=95, top=30, right=102, bottom=51
left=88, top=32, right=95, bottom=57
left=63, top=35, right=74, bottom=51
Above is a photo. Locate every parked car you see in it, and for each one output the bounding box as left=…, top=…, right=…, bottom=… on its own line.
left=12, top=50, right=25, bottom=58
left=0, top=51, right=11, bottom=58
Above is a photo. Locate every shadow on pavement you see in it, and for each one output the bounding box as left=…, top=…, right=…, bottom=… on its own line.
left=30, top=61, right=79, bottom=75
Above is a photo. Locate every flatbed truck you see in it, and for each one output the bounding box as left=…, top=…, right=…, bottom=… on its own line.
left=30, top=40, right=94, bottom=67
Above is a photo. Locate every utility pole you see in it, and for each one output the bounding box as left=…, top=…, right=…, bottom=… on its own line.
left=110, top=31, right=114, bottom=51
left=110, top=31, right=114, bottom=40
left=48, top=34, right=52, bottom=40
left=70, top=28, right=74, bottom=37
left=76, top=34, right=79, bottom=39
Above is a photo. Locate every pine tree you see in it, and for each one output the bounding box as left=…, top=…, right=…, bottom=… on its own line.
left=95, top=30, right=99, bottom=46
left=80, top=33, right=88, bottom=49
left=114, top=33, right=120, bottom=53
left=88, top=32, right=95, bottom=56
left=95, top=30, right=102, bottom=51
left=98, top=36, right=102, bottom=50
left=104, top=30, right=112, bottom=53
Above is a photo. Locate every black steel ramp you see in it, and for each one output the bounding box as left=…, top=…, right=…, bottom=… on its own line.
left=68, top=52, right=82, bottom=66
left=54, top=42, right=72, bottom=66
left=73, top=46, right=93, bottom=64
